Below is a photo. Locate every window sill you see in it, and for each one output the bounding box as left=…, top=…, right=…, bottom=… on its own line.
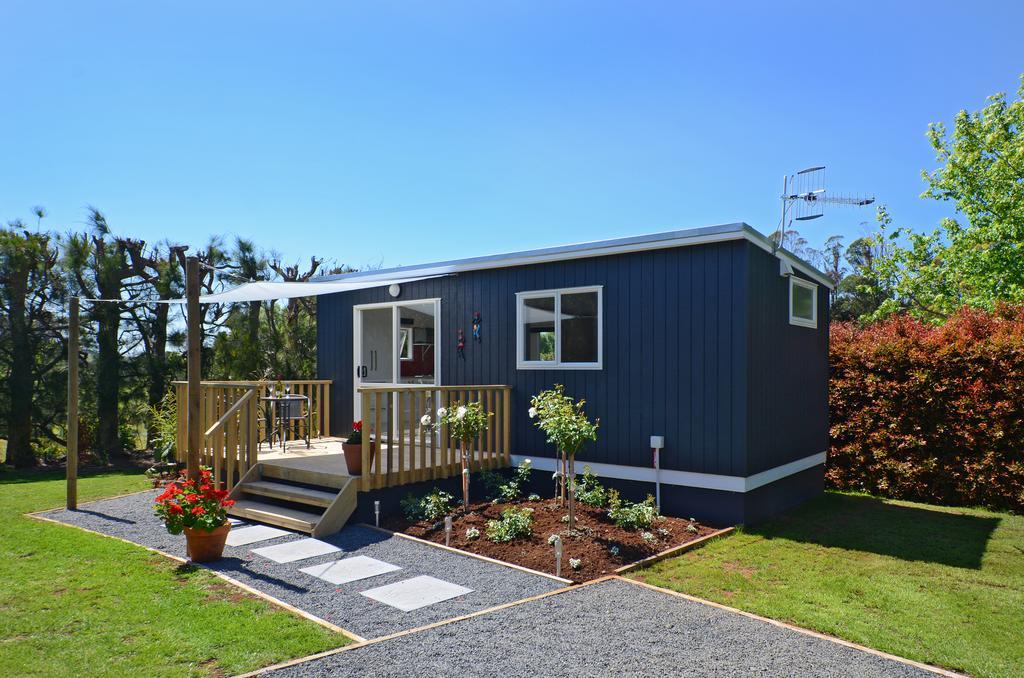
left=516, top=362, right=604, bottom=371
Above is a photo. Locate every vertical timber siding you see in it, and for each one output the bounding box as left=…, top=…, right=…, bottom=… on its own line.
left=744, top=243, right=830, bottom=475
left=318, top=240, right=752, bottom=476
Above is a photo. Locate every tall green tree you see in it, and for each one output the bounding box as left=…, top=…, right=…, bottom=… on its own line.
left=831, top=233, right=891, bottom=321
left=0, top=222, right=64, bottom=466
left=63, top=209, right=151, bottom=456
left=869, top=75, right=1024, bottom=321
left=125, top=242, right=187, bottom=445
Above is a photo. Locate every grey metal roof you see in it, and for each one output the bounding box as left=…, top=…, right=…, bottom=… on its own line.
left=314, top=222, right=834, bottom=288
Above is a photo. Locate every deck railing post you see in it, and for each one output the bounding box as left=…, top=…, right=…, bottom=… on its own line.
left=364, top=391, right=372, bottom=491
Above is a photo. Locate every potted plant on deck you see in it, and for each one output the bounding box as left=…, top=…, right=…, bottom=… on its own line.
left=342, top=420, right=374, bottom=475
left=154, top=469, right=236, bottom=563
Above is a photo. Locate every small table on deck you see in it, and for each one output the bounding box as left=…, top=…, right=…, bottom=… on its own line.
left=260, top=394, right=311, bottom=452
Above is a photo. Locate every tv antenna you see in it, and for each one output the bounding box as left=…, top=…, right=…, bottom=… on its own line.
left=773, top=166, right=875, bottom=251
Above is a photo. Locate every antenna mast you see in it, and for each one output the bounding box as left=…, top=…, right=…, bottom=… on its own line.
left=773, top=166, right=875, bottom=252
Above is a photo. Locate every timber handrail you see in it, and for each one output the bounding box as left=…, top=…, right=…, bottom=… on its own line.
left=173, top=378, right=331, bottom=491
left=357, top=384, right=513, bottom=491
left=204, top=388, right=257, bottom=437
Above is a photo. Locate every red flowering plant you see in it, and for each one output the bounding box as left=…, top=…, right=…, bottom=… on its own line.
left=347, top=420, right=364, bottom=445
left=153, top=468, right=236, bottom=534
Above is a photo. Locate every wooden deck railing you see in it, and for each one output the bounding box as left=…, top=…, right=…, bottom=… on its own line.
left=172, top=379, right=332, bottom=490
left=358, top=385, right=512, bottom=491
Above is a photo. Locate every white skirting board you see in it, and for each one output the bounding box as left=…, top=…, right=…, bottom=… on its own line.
left=511, top=451, right=826, bottom=493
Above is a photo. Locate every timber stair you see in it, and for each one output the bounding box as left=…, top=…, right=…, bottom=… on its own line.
left=227, top=462, right=357, bottom=537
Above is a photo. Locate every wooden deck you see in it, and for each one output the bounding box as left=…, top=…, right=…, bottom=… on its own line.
left=257, top=435, right=508, bottom=491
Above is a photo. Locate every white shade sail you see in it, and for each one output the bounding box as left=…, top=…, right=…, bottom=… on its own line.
left=166, top=274, right=444, bottom=305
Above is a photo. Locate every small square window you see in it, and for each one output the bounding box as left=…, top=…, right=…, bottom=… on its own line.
left=789, top=277, right=817, bottom=328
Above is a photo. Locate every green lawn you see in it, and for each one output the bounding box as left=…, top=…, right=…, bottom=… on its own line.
left=0, top=468, right=350, bottom=677
left=634, top=492, right=1024, bottom=677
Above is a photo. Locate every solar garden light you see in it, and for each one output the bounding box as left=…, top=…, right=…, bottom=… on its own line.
left=374, top=500, right=381, bottom=527
left=552, top=534, right=563, bottom=578
left=444, top=515, right=453, bottom=547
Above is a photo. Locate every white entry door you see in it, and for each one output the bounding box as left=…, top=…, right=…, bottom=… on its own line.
left=353, top=299, right=440, bottom=424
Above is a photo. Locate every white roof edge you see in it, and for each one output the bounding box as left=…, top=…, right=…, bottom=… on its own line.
left=314, top=222, right=834, bottom=289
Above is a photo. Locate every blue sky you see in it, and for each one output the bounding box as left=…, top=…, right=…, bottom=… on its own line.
left=1, top=1, right=1020, bottom=271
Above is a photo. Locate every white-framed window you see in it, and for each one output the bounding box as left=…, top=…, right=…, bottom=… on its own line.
left=789, top=277, right=818, bottom=328
left=516, top=286, right=603, bottom=369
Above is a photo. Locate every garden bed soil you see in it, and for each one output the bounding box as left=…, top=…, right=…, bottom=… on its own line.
left=383, top=498, right=719, bottom=582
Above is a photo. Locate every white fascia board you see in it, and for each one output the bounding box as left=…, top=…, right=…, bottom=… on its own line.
left=315, top=222, right=835, bottom=290
left=512, top=451, right=826, bottom=493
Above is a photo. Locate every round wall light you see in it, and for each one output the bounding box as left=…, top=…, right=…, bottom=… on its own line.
left=388, top=283, right=401, bottom=298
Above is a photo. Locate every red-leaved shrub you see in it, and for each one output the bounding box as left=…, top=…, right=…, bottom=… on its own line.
left=828, top=305, right=1024, bottom=512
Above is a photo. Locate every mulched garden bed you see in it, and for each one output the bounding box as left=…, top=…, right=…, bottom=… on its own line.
left=383, top=498, right=719, bottom=583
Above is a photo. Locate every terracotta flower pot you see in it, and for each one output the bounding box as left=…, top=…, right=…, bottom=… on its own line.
left=184, top=523, right=231, bottom=563
left=342, top=440, right=374, bottom=476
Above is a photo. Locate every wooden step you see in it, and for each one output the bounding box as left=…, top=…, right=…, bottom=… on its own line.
left=312, top=478, right=359, bottom=538
left=260, top=455, right=350, bottom=489
left=239, top=480, right=336, bottom=508
left=228, top=499, right=323, bottom=533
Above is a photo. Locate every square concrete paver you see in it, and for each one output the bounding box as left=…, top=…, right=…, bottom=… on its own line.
left=362, top=575, right=473, bottom=612
left=252, top=538, right=341, bottom=563
left=300, top=555, right=402, bottom=585
left=225, top=525, right=291, bottom=546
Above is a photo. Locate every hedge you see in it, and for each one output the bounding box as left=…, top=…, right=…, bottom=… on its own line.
left=828, top=306, right=1024, bottom=512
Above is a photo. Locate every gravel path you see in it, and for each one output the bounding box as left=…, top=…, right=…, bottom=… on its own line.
left=39, top=491, right=562, bottom=639
left=269, top=579, right=935, bottom=677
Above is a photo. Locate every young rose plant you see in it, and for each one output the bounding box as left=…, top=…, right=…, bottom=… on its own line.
left=530, top=385, right=599, bottom=530
left=153, top=468, right=235, bottom=534
left=422, top=401, right=492, bottom=512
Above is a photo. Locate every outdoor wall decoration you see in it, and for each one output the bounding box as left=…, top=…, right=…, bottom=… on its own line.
left=472, top=311, right=482, bottom=342
left=457, top=328, right=466, bottom=358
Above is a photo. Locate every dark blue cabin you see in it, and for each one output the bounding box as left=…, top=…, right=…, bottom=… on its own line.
left=316, top=222, right=830, bottom=525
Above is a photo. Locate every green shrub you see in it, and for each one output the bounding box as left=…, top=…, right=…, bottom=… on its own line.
left=147, top=390, right=178, bottom=464
left=401, top=488, right=455, bottom=522
left=574, top=466, right=608, bottom=507
left=485, top=507, right=534, bottom=542
left=480, top=459, right=533, bottom=502
left=479, top=470, right=506, bottom=499
left=608, top=494, right=659, bottom=530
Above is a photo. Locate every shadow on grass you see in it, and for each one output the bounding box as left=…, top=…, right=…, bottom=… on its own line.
left=749, top=493, right=999, bottom=569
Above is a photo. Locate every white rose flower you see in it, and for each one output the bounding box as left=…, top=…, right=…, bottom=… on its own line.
left=456, top=406, right=467, bottom=419
left=528, top=407, right=538, bottom=419
left=523, top=458, right=532, bottom=466
left=437, top=407, right=448, bottom=417
left=420, top=414, right=431, bottom=426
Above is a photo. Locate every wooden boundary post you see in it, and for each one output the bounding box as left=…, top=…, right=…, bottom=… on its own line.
left=66, top=297, right=79, bottom=510
left=186, top=256, right=201, bottom=483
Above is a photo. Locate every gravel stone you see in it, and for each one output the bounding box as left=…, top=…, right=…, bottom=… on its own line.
left=40, top=490, right=562, bottom=638
left=271, top=579, right=935, bottom=677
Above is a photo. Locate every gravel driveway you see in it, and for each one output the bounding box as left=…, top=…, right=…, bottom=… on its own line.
left=266, top=578, right=936, bottom=677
